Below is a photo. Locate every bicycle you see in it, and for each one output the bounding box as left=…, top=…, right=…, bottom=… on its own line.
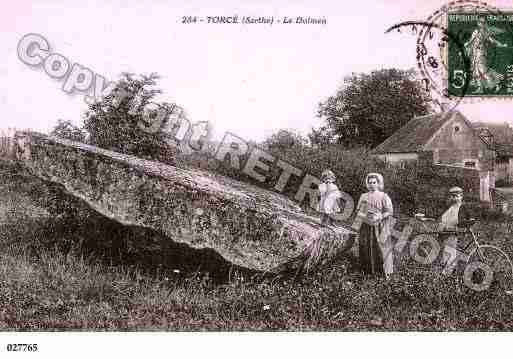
left=411, top=214, right=513, bottom=291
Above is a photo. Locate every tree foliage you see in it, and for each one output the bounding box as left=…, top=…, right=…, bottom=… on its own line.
left=262, top=129, right=308, bottom=153
left=308, top=125, right=335, bottom=149
left=82, top=73, right=178, bottom=165
left=51, top=119, right=87, bottom=142
left=317, top=68, right=431, bottom=148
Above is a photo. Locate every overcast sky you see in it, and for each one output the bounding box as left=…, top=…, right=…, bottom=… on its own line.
left=2, top=0, right=513, bottom=141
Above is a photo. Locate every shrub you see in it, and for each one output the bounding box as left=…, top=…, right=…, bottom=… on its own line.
left=178, top=129, right=421, bottom=216
left=83, top=73, right=178, bottom=165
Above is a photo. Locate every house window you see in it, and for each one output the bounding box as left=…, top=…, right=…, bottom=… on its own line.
left=464, top=161, right=476, bottom=168
left=454, top=125, right=460, bottom=133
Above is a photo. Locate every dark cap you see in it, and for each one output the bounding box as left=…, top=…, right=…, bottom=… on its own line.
left=448, top=186, right=463, bottom=194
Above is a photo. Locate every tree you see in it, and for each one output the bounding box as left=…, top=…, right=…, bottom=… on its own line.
left=308, top=125, right=334, bottom=148
left=317, top=68, right=431, bottom=148
left=262, top=129, right=308, bottom=153
left=83, top=72, right=178, bottom=165
left=51, top=119, right=87, bottom=142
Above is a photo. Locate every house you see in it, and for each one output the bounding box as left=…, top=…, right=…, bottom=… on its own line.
left=373, top=110, right=495, bottom=171
left=372, top=110, right=498, bottom=202
left=472, top=122, right=513, bottom=185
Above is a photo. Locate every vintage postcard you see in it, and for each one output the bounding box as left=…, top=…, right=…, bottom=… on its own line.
left=1, top=0, right=513, bottom=357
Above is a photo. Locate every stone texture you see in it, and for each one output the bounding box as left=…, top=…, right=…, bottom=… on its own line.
left=12, top=132, right=354, bottom=272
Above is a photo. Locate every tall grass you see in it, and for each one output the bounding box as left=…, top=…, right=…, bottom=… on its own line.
left=2, top=234, right=513, bottom=330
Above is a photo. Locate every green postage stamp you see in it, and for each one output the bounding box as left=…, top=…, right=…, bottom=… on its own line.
left=448, top=12, right=513, bottom=97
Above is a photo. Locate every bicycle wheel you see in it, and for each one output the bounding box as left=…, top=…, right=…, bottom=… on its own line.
left=466, top=245, right=513, bottom=292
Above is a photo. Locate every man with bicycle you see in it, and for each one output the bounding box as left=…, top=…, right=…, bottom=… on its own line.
left=417, top=186, right=473, bottom=274
left=437, top=187, right=473, bottom=274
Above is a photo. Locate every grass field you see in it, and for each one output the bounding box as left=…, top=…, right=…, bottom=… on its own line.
left=1, top=170, right=513, bottom=331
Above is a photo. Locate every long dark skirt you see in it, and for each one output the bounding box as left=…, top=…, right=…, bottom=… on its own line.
left=359, top=222, right=384, bottom=276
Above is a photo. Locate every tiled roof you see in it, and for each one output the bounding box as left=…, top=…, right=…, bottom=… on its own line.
left=372, top=111, right=456, bottom=154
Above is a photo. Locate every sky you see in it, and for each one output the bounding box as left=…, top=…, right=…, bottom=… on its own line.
left=1, top=0, right=513, bottom=141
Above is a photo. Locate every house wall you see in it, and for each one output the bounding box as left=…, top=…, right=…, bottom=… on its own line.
left=507, top=158, right=513, bottom=184
left=496, top=157, right=513, bottom=184
left=418, top=152, right=491, bottom=205
left=424, top=114, right=495, bottom=171
left=496, top=160, right=509, bottom=182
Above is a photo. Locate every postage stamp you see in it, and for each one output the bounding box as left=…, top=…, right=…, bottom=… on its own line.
left=386, top=1, right=513, bottom=111
left=447, top=11, right=513, bottom=97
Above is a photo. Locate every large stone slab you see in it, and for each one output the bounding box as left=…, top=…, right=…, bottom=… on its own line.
left=10, top=132, right=354, bottom=272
